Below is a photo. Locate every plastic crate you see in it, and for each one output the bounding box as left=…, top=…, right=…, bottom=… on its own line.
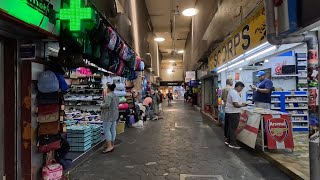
left=70, top=144, right=92, bottom=152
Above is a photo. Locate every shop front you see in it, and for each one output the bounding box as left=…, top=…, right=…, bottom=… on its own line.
left=208, top=1, right=319, bottom=178
left=0, top=0, right=60, bottom=179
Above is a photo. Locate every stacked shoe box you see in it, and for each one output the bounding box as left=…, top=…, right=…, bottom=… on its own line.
left=67, top=125, right=92, bottom=152
left=90, top=124, right=102, bottom=144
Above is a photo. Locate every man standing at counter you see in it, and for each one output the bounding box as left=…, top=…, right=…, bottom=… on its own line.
left=225, top=81, right=247, bottom=149
left=251, top=71, right=273, bottom=109
left=222, top=79, right=233, bottom=139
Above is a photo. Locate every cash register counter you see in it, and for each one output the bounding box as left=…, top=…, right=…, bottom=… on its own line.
left=236, top=107, right=294, bottom=151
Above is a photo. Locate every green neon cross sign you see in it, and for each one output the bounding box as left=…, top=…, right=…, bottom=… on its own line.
left=60, top=0, right=93, bottom=31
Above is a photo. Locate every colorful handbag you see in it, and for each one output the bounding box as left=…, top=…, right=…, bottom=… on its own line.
left=119, top=97, right=127, bottom=103
left=38, top=112, right=59, bottom=123
left=38, top=134, right=61, bottom=153
left=134, top=56, right=141, bottom=70
left=116, top=60, right=125, bottom=76
left=107, top=27, right=117, bottom=51
left=126, top=81, right=134, bottom=88
left=38, top=121, right=60, bottom=136
left=140, top=61, right=145, bottom=71
left=42, top=160, right=63, bottom=180
left=37, top=92, right=60, bottom=105
left=38, top=104, right=59, bottom=115
left=119, top=103, right=129, bottom=110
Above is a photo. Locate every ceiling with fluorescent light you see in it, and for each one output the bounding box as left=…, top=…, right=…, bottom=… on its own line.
left=145, top=0, right=196, bottom=62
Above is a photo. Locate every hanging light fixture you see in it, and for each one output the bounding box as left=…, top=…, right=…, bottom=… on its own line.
left=154, top=37, right=165, bottom=42
left=182, top=8, right=198, bottom=16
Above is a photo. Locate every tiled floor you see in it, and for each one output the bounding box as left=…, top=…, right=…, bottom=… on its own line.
left=265, top=133, right=309, bottom=180
left=69, top=101, right=290, bottom=180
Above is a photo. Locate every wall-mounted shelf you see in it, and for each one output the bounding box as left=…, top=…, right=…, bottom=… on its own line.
left=272, top=74, right=299, bottom=77
left=286, top=107, right=308, bottom=110
left=291, top=114, right=308, bottom=117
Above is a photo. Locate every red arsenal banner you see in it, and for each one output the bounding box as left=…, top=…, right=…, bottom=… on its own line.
left=236, top=111, right=261, bottom=148
left=264, top=115, right=294, bottom=149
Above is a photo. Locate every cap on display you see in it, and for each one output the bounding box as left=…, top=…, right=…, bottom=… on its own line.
left=256, top=71, right=266, bottom=77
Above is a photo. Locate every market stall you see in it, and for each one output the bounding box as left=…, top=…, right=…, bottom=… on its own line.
left=236, top=107, right=294, bottom=151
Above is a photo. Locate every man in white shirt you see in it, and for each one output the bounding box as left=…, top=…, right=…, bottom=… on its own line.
left=221, top=79, right=233, bottom=139
left=225, top=81, right=247, bottom=149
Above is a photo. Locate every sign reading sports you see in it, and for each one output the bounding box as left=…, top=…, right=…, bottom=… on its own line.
left=208, top=4, right=266, bottom=71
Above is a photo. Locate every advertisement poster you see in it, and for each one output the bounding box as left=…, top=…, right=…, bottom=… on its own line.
left=236, top=111, right=261, bottom=148
left=264, top=115, right=294, bottom=149
left=307, top=49, right=319, bottom=142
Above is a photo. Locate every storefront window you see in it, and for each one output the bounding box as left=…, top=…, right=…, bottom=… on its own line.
left=0, top=40, right=4, bottom=177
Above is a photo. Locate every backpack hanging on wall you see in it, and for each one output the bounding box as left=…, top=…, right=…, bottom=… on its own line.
left=37, top=70, right=59, bottom=93
left=107, top=27, right=118, bottom=51
left=134, top=56, right=141, bottom=71
left=116, top=60, right=126, bottom=76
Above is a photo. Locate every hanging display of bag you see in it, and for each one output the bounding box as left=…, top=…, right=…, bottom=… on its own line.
left=38, top=121, right=60, bottom=136
left=119, top=97, right=127, bottom=103
left=38, top=104, right=59, bottom=115
left=42, top=160, right=63, bottom=180
left=134, top=56, right=141, bottom=70
left=38, top=111, right=60, bottom=123
left=114, top=90, right=127, bottom=97
left=116, top=60, right=126, bottom=76
left=37, top=70, right=59, bottom=93
left=38, top=134, right=61, bottom=153
left=115, top=80, right=126, bottom=91
left=107, top=27, right=118, bottom=51
left=126, top=81, right=134, bottom=88
left=119, top=103, right=129, bottom=110
left=140, top=61, right=145, bottom=71
left=37, top=92, right=60, bottom=105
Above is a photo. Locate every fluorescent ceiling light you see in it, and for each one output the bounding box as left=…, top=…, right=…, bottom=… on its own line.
left=229, top=60, right=245, bottom=69
left=182, top=8, right=198, bottom=16
left=178, top=50, right=184, bottom=54
left=245, top=46, right=276, bottom=61
left=169, top=60, right=175, bottom=63
left=244, top=42, right=270, bottom=56
left=239, top=68, right=243, bottom=71
left=217, top=67, right=227, bottom=73
left=264, top=59, right=269, bottom=62
left=154, top=37, right=165, bottom=42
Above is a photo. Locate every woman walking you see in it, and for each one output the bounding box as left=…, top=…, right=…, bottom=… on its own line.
left=101, top=84, right=119, bottom=153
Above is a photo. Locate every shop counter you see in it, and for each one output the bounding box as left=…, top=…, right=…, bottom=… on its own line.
left=236, top=107, right=294, bottom=151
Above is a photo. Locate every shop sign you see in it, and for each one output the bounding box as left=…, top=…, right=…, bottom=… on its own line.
left=236, top=111, right=261, bottom=149
left=160, top=81, right=184, bottom=87
left=0, top=0, right=60, bottom=35
left=208, top=3, right=266, bottom=71
left=60, top=0, right=94, bottom=31
left=264, top=115, right=294, bottom=150
left=189, top=80, right=200, bottom=87
left=185, top=71, right=196, bottom=80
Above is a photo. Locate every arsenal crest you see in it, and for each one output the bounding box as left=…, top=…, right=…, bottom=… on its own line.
left=236, top=112, right=249, bottom=134
left=267, top=118, right=289, bottom=143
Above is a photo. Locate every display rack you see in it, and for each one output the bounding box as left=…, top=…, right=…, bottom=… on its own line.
left=271, top=91, right=308, bottom=132
left=296, top=53, right=308, bottom=91
left=246, top=91, right=308, bottom=132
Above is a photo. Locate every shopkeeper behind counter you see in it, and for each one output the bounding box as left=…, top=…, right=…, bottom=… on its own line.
left=251, top=71, right=274, bottom=109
